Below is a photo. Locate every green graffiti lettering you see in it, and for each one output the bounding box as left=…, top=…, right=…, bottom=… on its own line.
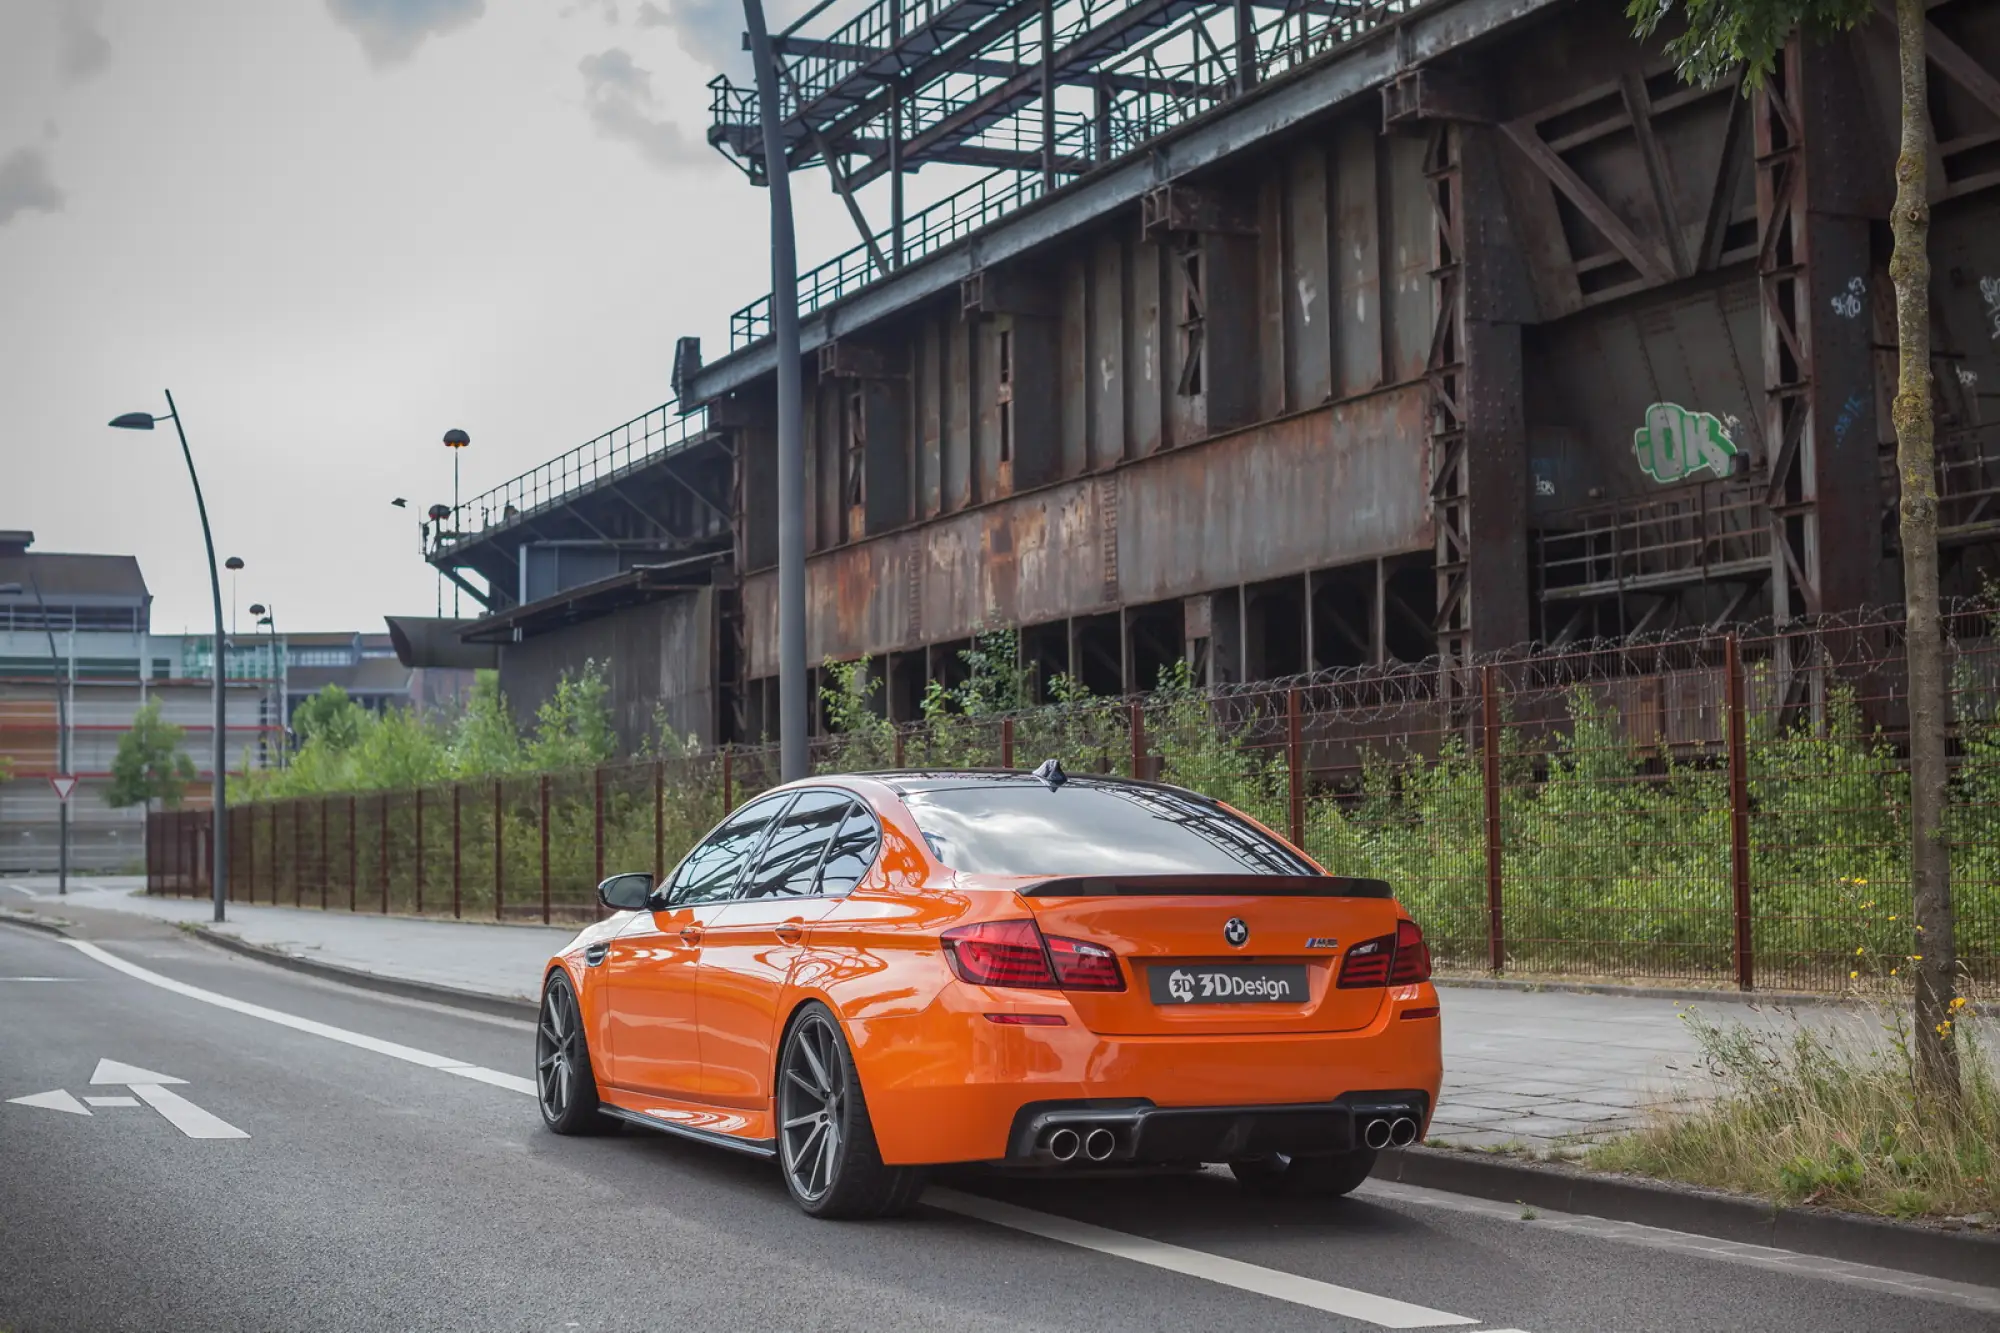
left=1634, top=403, right=1739, bottom=484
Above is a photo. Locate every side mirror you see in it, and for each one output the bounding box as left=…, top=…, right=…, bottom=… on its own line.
left=597, top=872, right=656, bottom=913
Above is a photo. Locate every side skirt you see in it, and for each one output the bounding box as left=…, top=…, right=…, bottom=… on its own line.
left=598, top=1105, right=778, bottom=1159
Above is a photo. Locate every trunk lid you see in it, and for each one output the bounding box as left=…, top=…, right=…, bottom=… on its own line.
left=1013, top=874, right=1402, bottom=1036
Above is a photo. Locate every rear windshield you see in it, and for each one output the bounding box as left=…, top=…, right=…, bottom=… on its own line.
left=900, top=781, right=1316, bottom=878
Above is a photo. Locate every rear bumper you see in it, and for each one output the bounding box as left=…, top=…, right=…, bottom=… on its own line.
left=1004, top=1092, right=1430, bottom=1164
left=845, top=980, right=1442, bottom=1166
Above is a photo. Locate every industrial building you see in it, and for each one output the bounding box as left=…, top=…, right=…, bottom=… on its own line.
left=0, top=532, right=271, bottom=873
left=421, top=0, right=2000, bottom=744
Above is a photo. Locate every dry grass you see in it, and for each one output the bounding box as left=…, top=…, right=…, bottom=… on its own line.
left=1587, top=1001, right=1998, bottom=1222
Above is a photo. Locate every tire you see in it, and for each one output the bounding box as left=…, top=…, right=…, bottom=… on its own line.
left=1228, top=1149, right=1377, bottom=1198
left=537, top=971, right=613, bottom=1135
left=776, top=1002, right=928, bottom=1219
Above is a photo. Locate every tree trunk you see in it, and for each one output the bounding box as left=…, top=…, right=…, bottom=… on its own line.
left=1889, top=0, right=1957, bottom=1098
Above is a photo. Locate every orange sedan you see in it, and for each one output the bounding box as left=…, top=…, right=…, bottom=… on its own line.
left=536, top=762, right=1442, bottom=1219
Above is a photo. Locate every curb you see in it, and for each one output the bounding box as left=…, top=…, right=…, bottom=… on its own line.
left=189, top=927, right=540, bottom=1022
left=1433, top=975, right=1998, bottom=1016
left=1378, top=1145, right=2000, bottom=1289
left=0, top=910, right=71, bottom=938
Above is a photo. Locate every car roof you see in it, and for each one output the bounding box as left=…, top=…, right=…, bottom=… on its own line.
left=843, top=768, right=1221, bottom=804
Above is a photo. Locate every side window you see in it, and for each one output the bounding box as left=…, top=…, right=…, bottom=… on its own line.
left=814, top=803, right=881, bottom=898
left=739, top=791, right=851, bottom=900
left=668, top=795, right=792, bottom=906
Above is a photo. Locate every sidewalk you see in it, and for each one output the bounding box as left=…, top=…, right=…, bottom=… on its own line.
left=4, top=875, right=1813, bottom=1155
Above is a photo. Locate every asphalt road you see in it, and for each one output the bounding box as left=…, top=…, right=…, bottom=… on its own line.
left=1, top=915, right=1995, bottom=1333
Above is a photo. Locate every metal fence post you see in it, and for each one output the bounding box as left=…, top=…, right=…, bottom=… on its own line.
left=379, top=792, right=390, bottom=914
left=1726, top=633, right=1754, bottom=990
left=493, top=779, right=504, bottom=922
left=540, top=773, right=552, bottom=925
left=293, top=799, right=304, bottom=908
left=1001, top=717, right=1015, bottom=769
left=1130, top=701, right=1146, bottom=780
left=452, top=782, right=463, bottom=920
left=318, top=798, right=328, bottom=910
left=1480, top=664, right=1505, bottom=973
left=893, top=728, right=905, bottom=768
left=654, top=759, right=665, bottom=882
left=1287, top=687, right=1305, bottom=848
left=246, top=802, right=256, bottom=904
left=348, top=794, right=357, bottom=912
left=722, top=748, right=735, bottom=812
left=414, top=787, right=425, bottom=917
left=594, top=766, right=606, bottom=887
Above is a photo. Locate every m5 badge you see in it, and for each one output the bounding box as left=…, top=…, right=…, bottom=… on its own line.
left=1304, top=937, right=1340, bottom=950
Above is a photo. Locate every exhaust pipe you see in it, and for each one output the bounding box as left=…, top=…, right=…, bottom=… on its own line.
left=1083, top=1127, right=1116, bottom=1162
left=1388, top=1116, right=1419, bottom=1148
left=1362, top=1118, right=1393, bottom=1150
left=1047, top=1128, right=1082, bottom=1162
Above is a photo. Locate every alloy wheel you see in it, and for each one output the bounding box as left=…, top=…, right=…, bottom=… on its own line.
left=537, top=979, right=581, bottom=1120
left=778, top=1014, right=845, bottom=1203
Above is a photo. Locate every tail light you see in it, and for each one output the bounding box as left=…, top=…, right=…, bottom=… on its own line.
left=1338, top=918, right=1431, bottom=988
left=1390, top=918, right=1432, bottom=984
left=942, top=919, right=1126, bottom=993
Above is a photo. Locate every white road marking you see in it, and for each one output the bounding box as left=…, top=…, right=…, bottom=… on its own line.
left=0, top=976, right=76, bottom=982
left=8, top=1089, right=91, bottom=1115
left=84, top=1096, right=139, bottom=1107
left=7, top=884, right=36, bottom=895
left=924, top=1187, right=1478, bottom=1328
left=130, top=1083, right=249, bottom=1139
left=1360, top=1180, right=2000, bottom=1317
left=93, top=1058, right=185, bottom=1086
left=66, top=941, right=529, bottom=1097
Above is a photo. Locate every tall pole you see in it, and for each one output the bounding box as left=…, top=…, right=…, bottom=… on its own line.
left=452, top=450, right=461, bottom=618
left=745, top=0, right=807, bottom=782
left=23, top=575, right=67, bottom=895
left=166, top=390, right=229, bottom=924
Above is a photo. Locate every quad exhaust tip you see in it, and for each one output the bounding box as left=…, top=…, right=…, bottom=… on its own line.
left=1362, top=1118, right=1393, bottom=1150
left=1389, top=1116, right=1418, bottom=1147
left=1083, top=1127, right=1116, bottom=1162
left=1047, top=1127, right=1082, bottom=1162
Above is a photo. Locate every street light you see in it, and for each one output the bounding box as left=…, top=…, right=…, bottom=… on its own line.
left=224, top=555, right=243, bottom=637
left=109, top=392, right=229, bottom=924
left=248, top=603, right=281, bottom=767
left=0, top=576, right=67, bottom=895
left=442, top=430, right=469, bottom=618
left=742, top=0, right=807, bottom=782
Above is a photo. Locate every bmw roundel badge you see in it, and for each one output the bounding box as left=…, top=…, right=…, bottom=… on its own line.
left=1223, top=917, right=1249, bottom=948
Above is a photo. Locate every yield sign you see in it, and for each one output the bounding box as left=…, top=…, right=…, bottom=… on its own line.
left=49, top=775, right=77, bottom=803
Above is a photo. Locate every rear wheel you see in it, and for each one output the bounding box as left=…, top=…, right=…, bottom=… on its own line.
left=1228, top=1149, right=1377, bottom=1198
left=777, top=1003, right=927, bottom=1219
left=537, top=972, right=612, bottom=1135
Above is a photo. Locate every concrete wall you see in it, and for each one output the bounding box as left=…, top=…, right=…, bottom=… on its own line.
left=496, top=590, right=716, bottom=753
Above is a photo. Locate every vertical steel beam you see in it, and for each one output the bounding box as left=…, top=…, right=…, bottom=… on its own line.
left=1726, top=633, right=1754, bottom=989
left=1040, top=0, right=1056, bottom=193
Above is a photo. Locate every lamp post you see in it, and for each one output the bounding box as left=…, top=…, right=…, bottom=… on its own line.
left=442, top=430, right=469, bottom=619
left=0, top=576, right=66, bottom=894
left=224, top=556, right=244, bottom=637
left=249, top=603, right=282, bottom=767
left=742, top=0, right=807, bottom=782
left=110, top=392, right=228, bottom=924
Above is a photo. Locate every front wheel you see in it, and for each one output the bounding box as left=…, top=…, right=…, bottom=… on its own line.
left=776, top=1003, right=927, bottom=1219
left=537, top=971, right=612, bottom=1135
left=1228, top=1149, right=1377, bottom=1198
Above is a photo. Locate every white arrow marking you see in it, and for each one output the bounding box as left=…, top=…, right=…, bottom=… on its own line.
left=84, top=1096, right=139, bottom=1107
left=91, top=1059, right=186, bottom=1086
left=129, top=1084, right=247, bottom=1139
left=8, top=1089, right=91, bottom=1115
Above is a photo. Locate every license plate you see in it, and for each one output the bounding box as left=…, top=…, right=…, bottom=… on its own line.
left=1148, top=963, right=1309, bottom=1005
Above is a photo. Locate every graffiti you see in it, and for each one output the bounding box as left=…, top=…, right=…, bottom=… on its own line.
left=1981, top=276, right=2000, bottom=341
left=1958, top=365, right=1979, bottom=390
left=1534, top=477, right=1556, bottom=497
left=1296, top=273, right=1317, bottom=326
left=1830, top=276, right=1866, bottom=320
left=1834, top=392, right=1869, bottom=443
left=1633, top=403, right=1740, bottom=483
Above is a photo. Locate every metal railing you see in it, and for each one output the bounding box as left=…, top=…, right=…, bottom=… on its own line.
left=434, top=400, right=710, bottom=558
left=1535, top=480, right=1771, bottom=603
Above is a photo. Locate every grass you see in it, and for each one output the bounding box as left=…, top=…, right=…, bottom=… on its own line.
left=1587, top=1001, right=1999, bottom=1223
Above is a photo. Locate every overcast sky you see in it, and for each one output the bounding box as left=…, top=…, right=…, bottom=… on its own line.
left=0, top=0, right=869, bottom=635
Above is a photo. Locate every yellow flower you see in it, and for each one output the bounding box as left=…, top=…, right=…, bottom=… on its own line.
left=1856, top=879, right=1867, bottom=886
left=1856, top=946, right=1865, bottom=955
left=1951, top=997, right=1968, bottom=1011
left=1850, top=970, right=1859, bottom=979
left=1911, top=955, right=1923, bottom=962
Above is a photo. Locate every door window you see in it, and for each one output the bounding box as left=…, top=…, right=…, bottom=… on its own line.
left=814, top=803, right=881, bottom=897
left=667, top=794, right=792, bottom=906
left=739, top=790, right=851, bottom=900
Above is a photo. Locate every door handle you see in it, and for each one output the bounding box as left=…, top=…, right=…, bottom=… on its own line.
left=775, top=920, right=804, bottom=944
left=680, top=926, right=704, bottom=944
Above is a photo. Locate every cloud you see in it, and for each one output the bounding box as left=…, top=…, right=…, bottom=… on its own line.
left=324, top=0, right=486, bottom=67
left=0, top=146, right=64, bottom=227
left=578, top=48, right=712, bottom=171
left=635, top=0, right=744, bottom=77
left=563, top=0, right=621, bottom=19
left=59, top=1, right=112, bottom=83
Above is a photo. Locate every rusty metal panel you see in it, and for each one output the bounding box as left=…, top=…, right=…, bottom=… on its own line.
left=918, top=317, right=943, bottom=520
left=944, top=314, right=972, bottom=513
left=1385, top=130, right=1433, bottom=385
left=975, top=316, right=1004, bottom=499
left=1259, top=175, right=1288, bottom=420
left=1089, top=234, right=1126, bottom=472
left=1116, top=387, right=1433, bottom=604
left=1061, top=254, right=1089, bottom=480
left=1165, top=239, right=1205, bottom=447
left=1286, top=142, right=1334, bottom=410
left=1336, top=121, right=1386, bottom=396
left=1129, top=238, right=1164, bottom=458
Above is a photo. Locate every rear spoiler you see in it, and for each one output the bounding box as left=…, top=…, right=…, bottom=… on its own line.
left=1016, top=874, right=1393, bottom=899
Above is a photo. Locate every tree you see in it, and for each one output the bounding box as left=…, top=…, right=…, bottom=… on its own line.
left=1628, top=0, right=1956, bottom=1095
left=105, top=699, right=198, bottom=811
left=292, top=684, right=366, bottom=752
